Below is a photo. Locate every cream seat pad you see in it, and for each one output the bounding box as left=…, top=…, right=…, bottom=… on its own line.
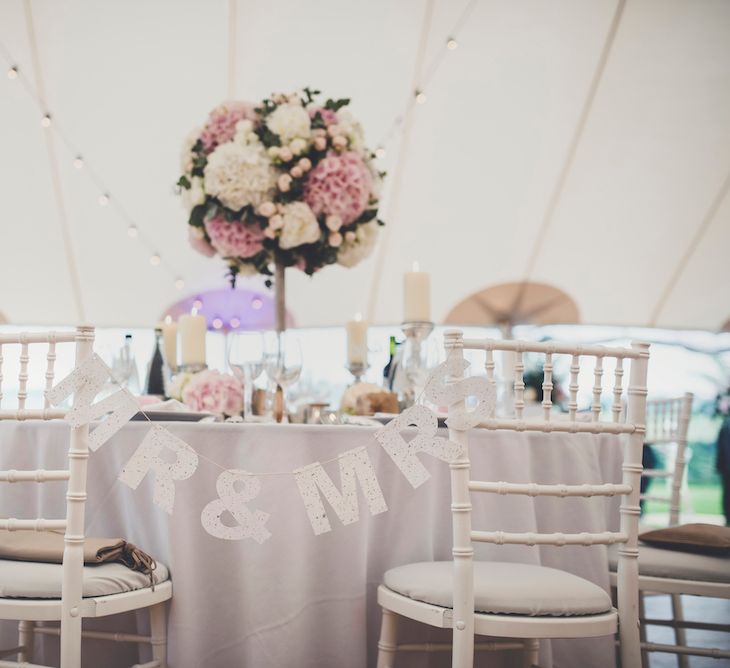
left=608, top=544, right=730, bottom=583
left=0, top=559, right=169, bottom=599
left=384, top=561, right=611, bottom=617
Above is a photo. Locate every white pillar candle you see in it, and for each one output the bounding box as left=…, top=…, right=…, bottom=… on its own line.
left=403, top=262, right=431, bottom=322
left=346, top=314, right=368, bottom=365
left=161, top=316, right=178, bottom=371
left=179, top=310, right=207, bottom=366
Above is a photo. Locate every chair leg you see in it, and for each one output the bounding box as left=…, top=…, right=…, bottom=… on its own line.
left=670, top=594, right=689, bottom=668
left=522, top=638, right=539, bottom=667
left=17, top=620, right=34, bottom=662
left=638, top=592, right=649, bottom=668
left=376, top=608, right=399, bottom=668
left=149, top=601, right=168, bottom=668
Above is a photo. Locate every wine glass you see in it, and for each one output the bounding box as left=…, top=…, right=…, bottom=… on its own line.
left=227, top=331, right=265, bottom=420
left=263, top=331, right=303, bottom=422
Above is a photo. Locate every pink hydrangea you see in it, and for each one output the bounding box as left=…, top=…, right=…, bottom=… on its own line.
left=199, top=101, right=256, bottom=153
left=303, top=152, right=372, bottom=225
left=182, top=370, right=243, bottom=416
left=308, top=107, right=338, bottom=126
left=204, top=217, right=265, bottom=258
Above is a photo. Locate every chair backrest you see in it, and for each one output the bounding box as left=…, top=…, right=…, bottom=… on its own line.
left=0, top=326, right=95, bottom=665
left=443, top=330, right=649, bottom=668
left=642, top=393, right=693, bottom=525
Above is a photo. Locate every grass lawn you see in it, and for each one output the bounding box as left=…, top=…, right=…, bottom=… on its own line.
left=645, top=481, right=723, bottom=516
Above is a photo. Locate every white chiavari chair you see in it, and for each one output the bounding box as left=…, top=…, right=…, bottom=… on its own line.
left=608, top=394, right=730, bottom=666
left=0, top=326, right=171, bottom=668
left=641, top=393, right=693, bottom=527
left=376, top=331, right=649, bottom=668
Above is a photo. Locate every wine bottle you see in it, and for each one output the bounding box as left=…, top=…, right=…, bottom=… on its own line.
left=383, top=336, right=397, bottom=389
left=145, top=328, right=165, bottom=396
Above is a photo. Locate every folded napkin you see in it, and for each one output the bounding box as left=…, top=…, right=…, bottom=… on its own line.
left=0, top=530, right=158, bottom=588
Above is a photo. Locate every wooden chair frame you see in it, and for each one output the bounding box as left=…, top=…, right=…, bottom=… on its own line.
left=0, top=326, right=171, bottom=668
left=376, top=330, right=649, bottom=668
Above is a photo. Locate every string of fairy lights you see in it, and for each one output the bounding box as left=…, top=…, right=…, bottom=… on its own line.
left=0, top=0, right=477, bottom=298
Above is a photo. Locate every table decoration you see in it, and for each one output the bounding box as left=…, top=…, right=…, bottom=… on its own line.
left=180, top=369, right=243, bottom=418
left=178, top=89, right=385, bottom=332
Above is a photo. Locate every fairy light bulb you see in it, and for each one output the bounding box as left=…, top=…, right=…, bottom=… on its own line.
left=229, top=317, right=241, bottom=329
left=415, top=90, right=427, bottom=104
left=7, top=66, right=18, bottom=80
left=73, top=155, right=84, bottom=169
left=251, top=296, right=263, bottom=311
left=174, top=278, right=185, bottom=290
left=212, top=317, right=223, bottom=330
left=127, top=225, right=138, bottom=238
left=98, top=193, right=109, bottom=206
left=40, top=113, right=52, bottom=128
left=150, top=253, right=161, bottom=266
left=192, top=299, right=203, bottom=310
left=447, top=37, right=458, bottom=50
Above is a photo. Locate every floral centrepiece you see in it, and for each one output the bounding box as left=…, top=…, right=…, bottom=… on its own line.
left=177, top=370, right=243, bottom=417
left=178, top=89, right=384, bottom=283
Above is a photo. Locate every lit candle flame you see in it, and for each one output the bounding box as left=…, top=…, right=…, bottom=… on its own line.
left=412, top=261, right=420, bottom=272
left=164, top=315, right=173, bottom=325
left=354, top=312, right=362, bottom=322
left=191, top=307, right=198, bottom=316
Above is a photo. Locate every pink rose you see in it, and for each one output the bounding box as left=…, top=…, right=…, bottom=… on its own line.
left=308, top=107, right=339, bottom=126
left=258, top=201, right=276, bottom=217
left=345, top=231, right=356, bottom=243
left=326, top=215, right=342, bottom=231
left=290, top=166, right=303, bottom=178
left=298, top=157, right=312, bottom=171
left=182, top=370, right=243, bottom=416
left=278, top=174, right=292, bottom=192
left=314, top=136, right=327, bottom=151
left=269, top=214, right=284, bottom=230
left=329, top=232, right=343, bottom=247
left=279, top=147, right=293, bottom=162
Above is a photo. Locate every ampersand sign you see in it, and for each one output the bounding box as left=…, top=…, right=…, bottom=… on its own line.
left=201, top=469, right=271, bottom=543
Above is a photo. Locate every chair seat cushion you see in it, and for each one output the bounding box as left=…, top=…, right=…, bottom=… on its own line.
left=0, top=559, right=169, bottom=599
left=608, top=544, right=730, bottom=583
left=383, top=561, right=612, bottom=617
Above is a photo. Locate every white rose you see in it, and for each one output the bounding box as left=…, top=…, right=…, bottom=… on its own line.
left=278, top=202, right=321, bottom=250
left=266, top=103, right=311, bottom=143
left=337, top=220, right=379, bottom=268
left=203, top=142, right=277, bottom=211
left=289, top=137, right=308, bottom=155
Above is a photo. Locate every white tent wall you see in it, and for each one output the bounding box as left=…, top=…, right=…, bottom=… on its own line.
left=0, top=0, right=728, bottom=329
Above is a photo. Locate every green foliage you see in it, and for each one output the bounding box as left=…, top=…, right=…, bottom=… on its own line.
left=177, top=175, right=191, bottom=189
left=324, top=97, right=350, bottom=112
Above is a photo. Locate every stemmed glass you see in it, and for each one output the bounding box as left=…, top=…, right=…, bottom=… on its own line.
left=263, top=331, right=303, bottom=422
left=227, top=331, right=266, bottom=420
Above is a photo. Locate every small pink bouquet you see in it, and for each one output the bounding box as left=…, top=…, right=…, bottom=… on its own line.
left=181, top=370, right=243, bottom=417
left=178, top=88, right=384, bottom=285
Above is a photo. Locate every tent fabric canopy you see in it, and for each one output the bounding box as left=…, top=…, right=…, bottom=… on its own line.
left=1, top=0, right=728, bottom=330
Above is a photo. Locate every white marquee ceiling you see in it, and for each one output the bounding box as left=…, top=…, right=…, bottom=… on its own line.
left=1, top=0, right=728, bottom=330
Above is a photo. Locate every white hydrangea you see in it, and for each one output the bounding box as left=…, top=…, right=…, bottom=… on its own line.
left=278, top=202, right=321, bottom=250
left=266, top=103, right=311, bottom=143
left=337, top=220, right=379, bottom=268
left=203, top=142, right=277, bottom=211
left=340, top=382, right=382, bottom=414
